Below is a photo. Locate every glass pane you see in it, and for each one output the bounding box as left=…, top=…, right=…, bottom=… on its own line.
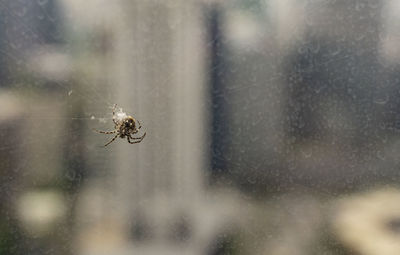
left=0, top=0, right=398, bottom=254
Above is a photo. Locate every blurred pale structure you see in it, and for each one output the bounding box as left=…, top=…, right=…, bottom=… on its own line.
left=61, top=0, right=242, bottom=254
left=3, top=0, right=400, bottom=254
left=333, top=188, right=400, bottom=255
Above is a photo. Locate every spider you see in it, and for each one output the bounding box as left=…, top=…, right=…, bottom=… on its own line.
left=93, top=104, right=146, bottom=147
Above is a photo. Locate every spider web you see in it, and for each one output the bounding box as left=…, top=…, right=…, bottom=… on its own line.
left=0, top=0, right=132, bottom=154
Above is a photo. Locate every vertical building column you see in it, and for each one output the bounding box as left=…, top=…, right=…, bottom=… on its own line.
left=112, top=0, right=207, bottom=225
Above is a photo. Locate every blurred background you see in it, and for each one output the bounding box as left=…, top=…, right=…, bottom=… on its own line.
left=1, top=0, right=400, bottom=254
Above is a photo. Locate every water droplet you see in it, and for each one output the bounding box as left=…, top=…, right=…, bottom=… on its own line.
left=247, top=176, right=257, bottom=184
left=65, top=170, right=76, bottom=181
left=355, top=2, right=365, bottom=11
left=15, top=6, right=28, bottom=17
left=373, top=93, right=389, bottom=105
left=355, top=34, right=366, bottom=41
left=310, top=43, right=320, bottom=54
left=377, top=150, right=385, bottom=160
left=68, top=90, right=73, bottom=96
left=90, top=116, right=95, bottom=120
left=298, top=46, right=307, bottom=54
left=301, top=148, right=313, bottom=158
left=330, top=46, right=341, bottom=56
left=10, top=42, right=21, bottom=50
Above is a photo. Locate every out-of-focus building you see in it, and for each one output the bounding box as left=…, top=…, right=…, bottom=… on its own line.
left=213, top=0, right=400, bottom=193
left=60, top=1, right=244, bottom=254
left=3, top=0, right=400, bottom=254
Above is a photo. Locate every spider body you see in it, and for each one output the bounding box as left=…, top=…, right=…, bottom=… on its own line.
left=93, top=104, right=146, bottom=146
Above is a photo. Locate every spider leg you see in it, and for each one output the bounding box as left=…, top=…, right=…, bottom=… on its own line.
left=127, top=132, right=146, bottom=144
left=92, top=128, right=117, bottom=134
left=129, top=132, right=146, bottom=141
left=104, top=134, right=119, bottom=147
left=127, top=136, right=142, bottom=144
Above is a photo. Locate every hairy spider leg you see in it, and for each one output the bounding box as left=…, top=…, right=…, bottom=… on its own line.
left=129, top=132, right=146, bottom=140
left=92, top=128, right=117, bottom=134
left=127, top=135, right=144, bottom=144
left=104, top=134, right=119, bottom=146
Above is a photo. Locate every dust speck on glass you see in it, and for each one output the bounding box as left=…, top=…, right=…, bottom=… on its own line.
left=0, top=0, right=399, bottom=254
